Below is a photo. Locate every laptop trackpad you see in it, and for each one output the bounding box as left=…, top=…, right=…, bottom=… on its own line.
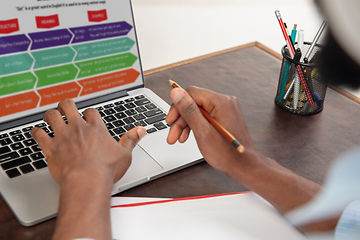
left=113, top=145, right=163, bottom=192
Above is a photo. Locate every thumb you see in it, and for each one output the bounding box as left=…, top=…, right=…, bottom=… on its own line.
left=119, top=126, right=146, bottom=151
left=170, top=88, right=209, bottom=134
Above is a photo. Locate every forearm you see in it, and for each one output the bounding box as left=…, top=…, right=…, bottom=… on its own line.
left=52, top=168, right=114, bottom=240
left=233, top=153, right=321, bottom=213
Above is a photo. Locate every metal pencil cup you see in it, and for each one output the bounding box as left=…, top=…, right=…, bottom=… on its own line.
left=275, top=43, right=326, bottom=115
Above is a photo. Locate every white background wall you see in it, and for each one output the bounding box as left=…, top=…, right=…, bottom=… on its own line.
left=131, top=0, right=323, bottom=70
left=131, top=0, right=360, bottom=98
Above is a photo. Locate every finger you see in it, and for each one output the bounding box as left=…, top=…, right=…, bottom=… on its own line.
left=43, top=109, right=66, bottom=133
left=167, top=116, right=189, bottom=144
left=82, top=108, right=102, bottom=124
left=170, top=88, right=211, bottom=139
left=186, top=86, right=223, bottom=115
left=178, top=126, right=191, bottom=143
left=165, top=104, right=180, bottom=124
left=31, top=127, right=52, bottom=155
left=119, top=127, right=146, bottom=151
left=57, top=99, right=81, bottom=124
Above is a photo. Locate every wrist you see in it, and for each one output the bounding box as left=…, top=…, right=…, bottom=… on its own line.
left=223, top=149, right=270, bottom=185
left=60, top=165, right=114, bottom=190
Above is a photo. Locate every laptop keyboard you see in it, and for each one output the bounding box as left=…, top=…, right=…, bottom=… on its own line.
left=0, top=94, right=168, bottom=179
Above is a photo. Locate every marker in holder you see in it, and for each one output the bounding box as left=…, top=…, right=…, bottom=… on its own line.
left=275, top=43, right=326, bottom=115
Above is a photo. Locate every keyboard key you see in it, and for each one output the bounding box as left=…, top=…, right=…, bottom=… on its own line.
left=12, top=134, right=25, bottom=142
left=134, top=121, right=147, bottom=127
left=135, top=106, right=147, bottom=113
left=114, top=112, right=126, bottom=119
left=0, top=152, right=20, bottom=162
left=41, top=127, right=50, bottom=133
left=125, top=109, right=137, bottom=116
left=108, top=130, right=115, bottom=136
left=23, top=139, right=37, bottom=146
left=114, top=106, right=126, bottom=112
left=144, top=109, right=163, bottom=117
left=19, top=148, right=32, bottom=156
left=0, top=133, right=9, bottom=139
left=104, top=115, right=116, bottom=122
left=6, top=168, right=21, bottom=178
left=123, top=117, right=135, bottom=124
left=113, top=136, right=120, bottom=142
left=30, top=152, right=44, bottom=161
left=134, top=98, right=151, bottom=106
left=10, top=142, right=24, bottom=150
left=104, top=109, right=116, bottom=115
left=135, top=95, right=145, bottom=100
left=35, top=123, right=46, bottom=128
left=22, top=127, right=33, bottom=132
left=24, top=132, right=32, bottom=138
left=124, top=103, right=136, bottom=109
left=104, top=104, right=115, bottom=108
left=33, top=160, right=47, bottom=170
left=96, top=106, right=104, bottom=111
left=124, top=124, right=135, bottom=131
left=98, top=111, right=105, bottom=117
left=9, top=130, right=22, bottom=136
left=48, top=126, right=53, bottom=131
left=145, top=114, right=167, bottom=125
left=114, top=100, right=124, bottom=105
left=105, top=123, right=115, bottom=130
left=31, top=145, right=42, bottom=152
left=48, top=132, right=55, bottom=138
left=147, top=128, right=157, bottom=134
left=154, top=122, right=167, bottom=130
left=0, top=138, right=13, bottom=146
left=125, top=98, right=134, bottom=102
left=113, top=127, right=126, bottom=135
left=1, top=156, right=31, bottom=170
left=0, top=146, right=11, bottom=155
left=113, top=120, right=125, bottom=127
left=134, top=114, right=146, bottom=121
left=20, top=164, right=35, bottom=174
left=145, top=103, right=157, bottom=110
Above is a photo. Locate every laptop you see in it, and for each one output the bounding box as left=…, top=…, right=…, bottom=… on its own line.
left=0, top=0, right=202, bottom=226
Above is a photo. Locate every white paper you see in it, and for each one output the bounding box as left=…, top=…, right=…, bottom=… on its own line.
left=111, top=192, right=307, bottom=240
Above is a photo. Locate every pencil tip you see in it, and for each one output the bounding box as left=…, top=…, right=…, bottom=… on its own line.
left=169, top=80, right=175, bottom=86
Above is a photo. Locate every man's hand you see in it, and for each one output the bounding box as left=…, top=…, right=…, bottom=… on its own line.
left=31, top=98, right=146, bottom=184
left=31, top=99, right=146, bottom=240
left=166, top=86, right=259, bottom=177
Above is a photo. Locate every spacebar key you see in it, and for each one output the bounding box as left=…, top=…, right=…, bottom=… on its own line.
left=1, top=156, right=31, bottom=170
left=145, top=114, right=167, bottom=124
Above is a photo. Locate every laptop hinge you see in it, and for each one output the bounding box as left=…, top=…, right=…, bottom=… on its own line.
left=75, top=90, right=128, bottom=109
left=0, top=90, right=129, bottom=132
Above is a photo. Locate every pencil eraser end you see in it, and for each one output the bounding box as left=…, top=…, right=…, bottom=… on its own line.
left=237, top=145, right=245, bottom=153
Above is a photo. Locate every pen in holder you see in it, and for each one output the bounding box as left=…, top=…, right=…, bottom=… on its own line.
left=275, top=43, right=326, bottom=115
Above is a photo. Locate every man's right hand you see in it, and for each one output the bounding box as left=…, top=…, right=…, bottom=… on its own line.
left=165, top=86, right=260, bottom=177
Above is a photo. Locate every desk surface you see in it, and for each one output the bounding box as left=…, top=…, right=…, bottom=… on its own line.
left=2, top=42, right=360, bottom=239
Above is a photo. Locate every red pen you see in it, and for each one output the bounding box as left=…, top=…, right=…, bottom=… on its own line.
left=275, top=10, right=317, bottom=110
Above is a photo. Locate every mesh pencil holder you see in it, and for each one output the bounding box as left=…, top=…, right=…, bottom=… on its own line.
left=275, top=43, right=327, bottom=115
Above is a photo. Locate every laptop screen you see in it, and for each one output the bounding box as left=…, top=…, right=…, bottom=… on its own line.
left=0, top=0, right=144, bottom=123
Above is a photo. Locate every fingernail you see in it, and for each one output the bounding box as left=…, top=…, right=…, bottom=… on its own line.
left=137, top=127, right=146, bottom=140
left=171, top=88, right=184, bottom=104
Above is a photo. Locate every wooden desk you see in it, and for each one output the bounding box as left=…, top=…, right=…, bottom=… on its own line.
left=2, top=42, right=360, bottom=239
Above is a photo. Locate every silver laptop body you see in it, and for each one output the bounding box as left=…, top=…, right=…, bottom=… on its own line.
left=0, top=0, right=202, bottom=226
